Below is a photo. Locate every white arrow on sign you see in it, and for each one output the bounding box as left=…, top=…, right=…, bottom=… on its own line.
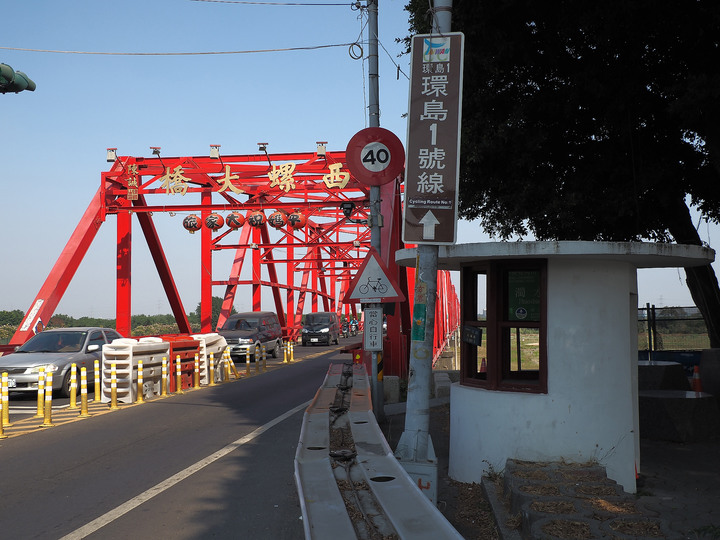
left=419, top=211, right=440, bottom=240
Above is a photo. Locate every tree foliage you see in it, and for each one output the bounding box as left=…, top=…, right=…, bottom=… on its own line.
left=403, top=0, right=720, bottom=345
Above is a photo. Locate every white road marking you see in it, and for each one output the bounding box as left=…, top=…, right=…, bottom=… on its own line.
left=59, top=400, right=310, bottom=540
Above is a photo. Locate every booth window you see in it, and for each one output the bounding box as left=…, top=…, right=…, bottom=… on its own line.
left=461, top=261, right=547, bottom=393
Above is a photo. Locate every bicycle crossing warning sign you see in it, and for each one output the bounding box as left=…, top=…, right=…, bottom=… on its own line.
left=342, top=248, right=406, bottom=304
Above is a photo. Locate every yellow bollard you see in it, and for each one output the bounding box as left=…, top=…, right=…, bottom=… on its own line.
left=94, top=359, right=101, bottom=399
left=2, top=372, right=12, bottom=427
left=209, top=353, right=217, bottom=386
left=175, top=355, right=184, bottom=394
left=161, top=357, right=168, bottom=396
left=255, top=345, right=261, bottom=375
left=193, top=353, right=200, bottom=389
left=283, top=341, right=288, bottom=364
left=0, top=398, right=7, bottom=439
left=42, top=372, right=55, bottom=427
left=137, top=359, right=145, bottom=404
left=262, top=344, right=267, bottom=373
left=223, top=350, right=231, bottom=381
left=35, top=366, right=45, bottom=418
left=290, top=341, right=295, bottom=363
left=79, top=367, right=90, bottom=417
left=110, top=363, right=119, bottom=410
left=245, top=347, right=251, bottom=377
left=68, top=363, right=78, bottom=410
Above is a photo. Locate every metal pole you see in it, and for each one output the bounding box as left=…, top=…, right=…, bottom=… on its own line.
left=367, top=0, right=384, bottom=421
left=394, top=0, right=452, bottom=485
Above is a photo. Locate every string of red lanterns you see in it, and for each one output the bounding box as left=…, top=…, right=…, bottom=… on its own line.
left=182, top=210, right=307, bottom=233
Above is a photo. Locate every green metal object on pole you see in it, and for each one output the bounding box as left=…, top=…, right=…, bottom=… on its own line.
left=0, top=63, right=36, bottom=93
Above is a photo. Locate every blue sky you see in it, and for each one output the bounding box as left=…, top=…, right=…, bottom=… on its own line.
left=0, top=0, right=713, bottom=318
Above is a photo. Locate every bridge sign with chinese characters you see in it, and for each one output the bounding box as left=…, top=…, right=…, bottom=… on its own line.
left=403, top=32, right=464, bottom=245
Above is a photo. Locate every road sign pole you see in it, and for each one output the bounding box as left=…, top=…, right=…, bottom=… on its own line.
left=395, top=1, right=456, bottom=491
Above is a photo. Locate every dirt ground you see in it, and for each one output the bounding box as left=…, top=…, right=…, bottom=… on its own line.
left=379, top=348, right=501, bottom=539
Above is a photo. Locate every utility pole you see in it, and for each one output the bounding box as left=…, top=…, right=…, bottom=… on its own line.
left=394, top=0, right=456, bottom=504
left=367, top=0, right=385, bottom=421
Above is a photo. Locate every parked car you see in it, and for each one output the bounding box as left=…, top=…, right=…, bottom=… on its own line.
left=218, top=311, right=283, bottom=361
left=301, top=312, right=340, bottom=346
left=0, top=327, right=123, bottom=397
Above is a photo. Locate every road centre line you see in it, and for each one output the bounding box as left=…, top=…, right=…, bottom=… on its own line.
left=59, top=399, right=311, bottom=540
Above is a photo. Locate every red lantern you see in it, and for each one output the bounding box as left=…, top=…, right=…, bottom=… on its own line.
left=226, top=212, right=245, bottom=229
left=247, top=210, right=266, bottom=227
left=288, top=211, right=307, bottom=229
left=268, top=210, right=287, bottom=228
left=205, top=212, right=224, bottom=231
left=183, top=214, right=202, bottom=233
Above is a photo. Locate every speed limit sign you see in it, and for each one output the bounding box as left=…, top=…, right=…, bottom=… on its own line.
left=345, top=127, right=405, bottom=186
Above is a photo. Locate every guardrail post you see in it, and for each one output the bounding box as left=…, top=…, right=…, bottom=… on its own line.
left=42, top=372, right=55, bottom=427
left=35, top=366, right=45, bottom=418
left=161, top=357, right=168, bottom=396
left=110, top=363, right=120, bottom=410
left=175, top=355, right=184, bottom=394
left=69, top=363, right=78, bottom=409
left=94, top=360, right=100, bottom=398
left=2, top=372, right=12, bottom=427
left=209, top=353, right=217, bottom=386
left=194, top=353, right=200, bottom=389
left=137, top=359, right=145, bottom=404
left=80, top=367, right=90, bottom=417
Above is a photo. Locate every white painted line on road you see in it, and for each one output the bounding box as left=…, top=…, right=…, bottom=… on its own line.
left=59, top=400, right=311, bottom=540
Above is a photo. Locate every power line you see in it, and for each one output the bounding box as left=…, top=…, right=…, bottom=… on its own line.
left=0, top=43, right=354, bottom=56
left=190, top=0, right=353, bottom=5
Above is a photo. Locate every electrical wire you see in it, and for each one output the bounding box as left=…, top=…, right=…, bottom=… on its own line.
left=190, top=0, right=351, bottom=5
left=0, top=43, right=354, bottom=56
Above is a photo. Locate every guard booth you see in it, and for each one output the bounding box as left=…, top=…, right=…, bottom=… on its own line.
left=395, top=241, right=714, bottom=492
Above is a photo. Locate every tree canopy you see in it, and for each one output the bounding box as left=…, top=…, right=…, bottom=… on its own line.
left=403, top=0, right=720, bottom=344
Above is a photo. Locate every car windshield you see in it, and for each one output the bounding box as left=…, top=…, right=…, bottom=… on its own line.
left=17, top=331, right=86, bottom=353
left=307, top=315, right=330, bottom=324
left=223, top=318, right=256, bottom=330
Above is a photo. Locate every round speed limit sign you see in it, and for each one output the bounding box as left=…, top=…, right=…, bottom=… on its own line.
left=346, top=127, right=405, bottom=186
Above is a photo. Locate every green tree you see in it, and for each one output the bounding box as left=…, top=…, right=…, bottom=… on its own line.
left=192, top=296, right=236, bottom=331
left=0, top=310, right=25, bottom=326
left=403, top=0, right=720, bottom=346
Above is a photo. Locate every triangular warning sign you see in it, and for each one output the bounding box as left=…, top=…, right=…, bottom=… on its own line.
left=343, top=247, right=406, bottom=304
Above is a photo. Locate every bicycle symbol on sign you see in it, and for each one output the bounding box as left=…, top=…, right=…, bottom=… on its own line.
left=359, top=277, right=388, bottom=295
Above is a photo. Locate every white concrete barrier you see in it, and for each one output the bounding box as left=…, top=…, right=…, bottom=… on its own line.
left=101, top=338, right=170, bottom=403
left=192, top=333, right=228, bottom=384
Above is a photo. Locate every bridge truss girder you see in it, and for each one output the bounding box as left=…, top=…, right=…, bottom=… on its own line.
left=12, top=148, right=414, bottom=374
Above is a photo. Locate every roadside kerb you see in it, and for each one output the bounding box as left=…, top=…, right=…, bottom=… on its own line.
left=295, top=362, right=463, bottom=539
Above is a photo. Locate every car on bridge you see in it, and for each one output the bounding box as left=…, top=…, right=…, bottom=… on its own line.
left=218, top=311, right=283, bottom=361
left=0, top=327, right=123, bottom=397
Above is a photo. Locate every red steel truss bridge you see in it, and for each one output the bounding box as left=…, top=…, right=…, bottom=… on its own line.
left=10, top=146, right=459, bottom=376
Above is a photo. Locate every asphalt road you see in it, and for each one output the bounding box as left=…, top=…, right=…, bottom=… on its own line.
left=1, top=345, right=349, bottom=539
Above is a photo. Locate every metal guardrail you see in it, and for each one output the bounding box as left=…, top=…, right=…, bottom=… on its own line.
left=295, top=362, right=463, bottom=540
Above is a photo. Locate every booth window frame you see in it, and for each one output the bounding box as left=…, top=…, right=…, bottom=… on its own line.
left=460, top=260, right=548, bottom=393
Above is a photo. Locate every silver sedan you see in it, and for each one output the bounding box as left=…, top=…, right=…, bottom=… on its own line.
left=0, top=327, right=123, bottom=397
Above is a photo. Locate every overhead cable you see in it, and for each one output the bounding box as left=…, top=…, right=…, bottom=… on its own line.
left=0, top=43, right=354, bottom=56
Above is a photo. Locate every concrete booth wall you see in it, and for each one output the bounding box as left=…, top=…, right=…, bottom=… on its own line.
left=396, top=241, right=715, bottom=493
left=450, top=258, right=640, bottom=491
